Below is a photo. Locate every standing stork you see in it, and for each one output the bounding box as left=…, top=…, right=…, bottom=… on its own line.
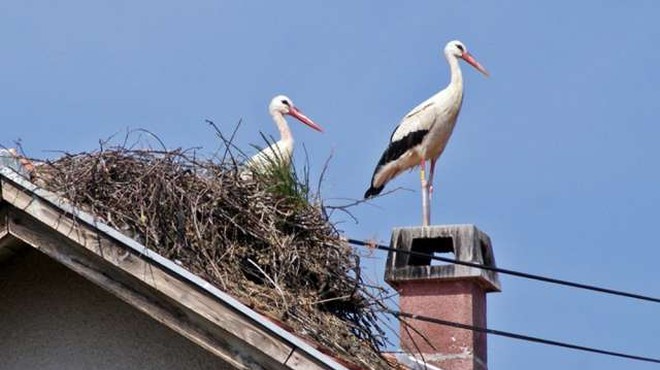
left=244, top=95, right=322, bottom=176
left=364, top=40, right=489, bottom=226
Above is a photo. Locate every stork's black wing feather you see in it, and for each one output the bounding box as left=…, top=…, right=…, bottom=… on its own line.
left=364, top=128, right=429, bottom=198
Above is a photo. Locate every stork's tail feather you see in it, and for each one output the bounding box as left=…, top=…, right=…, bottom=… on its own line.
left=364, top=185, right=384, bottom=199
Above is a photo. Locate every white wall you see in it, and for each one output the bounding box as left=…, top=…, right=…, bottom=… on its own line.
left=0, top=247, right=233, bottom=370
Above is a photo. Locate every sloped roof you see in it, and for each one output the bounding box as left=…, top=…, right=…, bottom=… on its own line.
left=0, top=166, right=351, bottom=370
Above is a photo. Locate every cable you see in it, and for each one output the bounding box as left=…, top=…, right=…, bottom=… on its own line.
left=388, top=309, right=660, bottom=364
left=346, top=238, right=660, bottom=304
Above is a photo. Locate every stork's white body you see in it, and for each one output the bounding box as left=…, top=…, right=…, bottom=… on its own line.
left=245, top=113, right=295, bottom=171
left=375, top=70, right=464, bottom=188
left=364, top=40, right=488, bottom=225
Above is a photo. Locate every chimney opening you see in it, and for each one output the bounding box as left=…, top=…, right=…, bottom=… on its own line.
left=408, top=236, right=454, bottom=266
left=480, top=239, right=493, bottom=267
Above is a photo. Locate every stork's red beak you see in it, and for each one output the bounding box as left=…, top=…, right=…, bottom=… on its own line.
left=462, top=52, right=489, bottom=77
left=288, top=107, right=323, bottom=132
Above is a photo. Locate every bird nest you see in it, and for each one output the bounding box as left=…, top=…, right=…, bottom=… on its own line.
left=29, top=131, right=394, bottom=369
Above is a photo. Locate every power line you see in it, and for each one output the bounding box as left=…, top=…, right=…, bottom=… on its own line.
left=388, top=309, right=660, bottom=364
left=346, top=238, right=660, bottom=304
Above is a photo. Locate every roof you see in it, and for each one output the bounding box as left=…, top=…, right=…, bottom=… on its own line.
left=0, top=165, right=350, bottom=370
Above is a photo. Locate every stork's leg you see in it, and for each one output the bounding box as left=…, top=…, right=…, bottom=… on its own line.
left=428, top=158, right=437, bottom=200
left=420, top=159, right=430, bottom=226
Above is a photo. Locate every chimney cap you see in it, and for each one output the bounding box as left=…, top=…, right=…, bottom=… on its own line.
left=384, top=224, right=501, bottom=292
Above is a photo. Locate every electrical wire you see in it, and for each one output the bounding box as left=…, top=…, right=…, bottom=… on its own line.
left=346, top=238, right=660, bottom=304
left=388, top=309, right=660, bottom=364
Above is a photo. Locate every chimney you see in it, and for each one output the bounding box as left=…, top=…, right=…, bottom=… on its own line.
left=385, top=225, right=501, bottom=370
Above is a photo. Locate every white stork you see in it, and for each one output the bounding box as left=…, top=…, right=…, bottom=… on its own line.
left=244, top=95, right=322, bottom=176
left=364, top=40, right=489, bottom=225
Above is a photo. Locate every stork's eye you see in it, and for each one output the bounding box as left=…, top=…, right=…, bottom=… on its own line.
left=456, top=44, right=464, bottom=52
left=281, top=100, right=290, bottom=106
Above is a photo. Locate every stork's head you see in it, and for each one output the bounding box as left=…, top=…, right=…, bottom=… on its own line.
left=445, top=40, right=489, bottom=77
left=269, top=95, right=323, bottom=132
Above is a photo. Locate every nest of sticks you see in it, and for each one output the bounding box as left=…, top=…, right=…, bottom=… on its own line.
left=30, top=131, right=394, bottom=369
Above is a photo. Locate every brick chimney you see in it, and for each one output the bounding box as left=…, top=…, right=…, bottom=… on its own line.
left=385, top=225, right=501, bottom=370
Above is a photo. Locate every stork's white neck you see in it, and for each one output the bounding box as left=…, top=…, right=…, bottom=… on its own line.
left=271, top=111, right=293, bottom=142
left=446, top=53, right=463, bottom=91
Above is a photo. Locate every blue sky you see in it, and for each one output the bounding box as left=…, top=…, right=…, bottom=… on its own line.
left=2, top=1, right=659, bottom=369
